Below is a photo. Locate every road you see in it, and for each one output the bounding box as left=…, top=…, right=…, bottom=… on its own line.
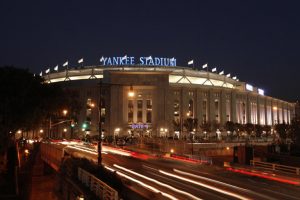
left=64, top=144, right=300, bottom=200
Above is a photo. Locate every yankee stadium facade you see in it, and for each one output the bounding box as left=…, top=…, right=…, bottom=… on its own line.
left=43, top=56, right=295, bottom=138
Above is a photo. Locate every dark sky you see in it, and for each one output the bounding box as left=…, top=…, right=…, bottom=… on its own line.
left=1, top=0, right=299, bottom=102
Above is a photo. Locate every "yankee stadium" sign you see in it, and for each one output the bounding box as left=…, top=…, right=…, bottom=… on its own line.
left=100, top=55, right=176, bottom=67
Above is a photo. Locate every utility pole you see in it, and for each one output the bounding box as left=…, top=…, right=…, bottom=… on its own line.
left=98, top=79, right=102, bottom=165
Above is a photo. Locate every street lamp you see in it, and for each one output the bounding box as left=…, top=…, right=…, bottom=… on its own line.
left=63, top=109, right=68, bottom=116
left=128, top=85, right=135, bottom=97
left=170, top=148, right=174, bottom=154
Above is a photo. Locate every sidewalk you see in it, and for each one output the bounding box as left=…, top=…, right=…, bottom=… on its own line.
left=30, top=152, right=59, bottom=200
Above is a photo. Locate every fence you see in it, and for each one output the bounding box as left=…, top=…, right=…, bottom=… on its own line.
left=250, top=160, right=300, bottom=175
left=78, top=167, right=118, bottom=200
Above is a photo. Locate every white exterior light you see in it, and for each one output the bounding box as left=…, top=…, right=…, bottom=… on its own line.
left=258, top=88, right=264, bottom=96
left=246, top=84, right=253, bottom=91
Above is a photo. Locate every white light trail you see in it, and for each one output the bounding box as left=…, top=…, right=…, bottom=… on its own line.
left=67, top=144, right=130, bottom=156
left=173, top=169, right=276, bottom=200
left=104, top=165, right=178, bottom=200
left=114, top=164, right=202, bottom=200
left=174, top=169, right=249, bottom=192
left=159, top=170, right=250, bottom=200
left=66, top=145, right=107, bottom=155
left=103, top=146, right=131, bottom=156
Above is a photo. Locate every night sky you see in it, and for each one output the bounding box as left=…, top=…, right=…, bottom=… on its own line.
left=1, top=0, right=299, bottom=101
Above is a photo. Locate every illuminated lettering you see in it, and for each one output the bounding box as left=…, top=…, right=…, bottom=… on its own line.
left=101, top=56, right=176, bottom=67
left=131, top=124, right=149, bottom=129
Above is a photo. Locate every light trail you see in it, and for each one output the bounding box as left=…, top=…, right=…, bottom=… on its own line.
left=173, top=169, right=276, bottom=200
left=104, top=165, right=178, bottom=200
left=159, top=170, right=251, bottom=200
left=226, top=167, right=300, bottom=186
left=113, top=164, right=202, bottom=200
left=101, top=146, right=132, bottom=156
left=66, top=144, right=132, bottom=156
left=66, top=145, right=107, bottom=155
left=71, top=145, right=97, bottom=152
left=174, top=169, right=249, bottom=191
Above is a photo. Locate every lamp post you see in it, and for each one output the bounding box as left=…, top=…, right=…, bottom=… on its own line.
left=97, top=80, right=103, bottom=165
left=98, top=80, right=103, bottom=165
left=96, top=81, right=134, bottom=166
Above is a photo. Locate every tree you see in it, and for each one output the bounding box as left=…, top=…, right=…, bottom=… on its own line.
left=183, top=118, right=198, bottom=133
left=49, top=88, right=82, bottom=138
left=254, top=124, right=263, bottom=138
left=244, top=123, right=254, bottom=136
left=263, top=125, right=271, bottom=135
left=200, top=122, right=211, bottom=139
left=225, top=121, right=235, bottom=132
left=0, top=67, right=67, bottom=151
left=235, top=123, right=244, bottom=132
left=288, top=118, right=300, bottom=145
left=172, top=119, right=181, bottom=132
left=200, top=122, right=211, bottom=132
left=211, top=120, right=220, bottom=131
left=275, top=122, right=288, bottom=142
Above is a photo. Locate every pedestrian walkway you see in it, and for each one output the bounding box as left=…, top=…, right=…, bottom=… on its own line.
left=30, top=152, right=59, bottom=200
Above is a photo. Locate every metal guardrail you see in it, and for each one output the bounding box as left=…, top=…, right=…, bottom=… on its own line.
left=250, top=160, right=300, bottom=175
left=78, top=167, right=118, bottom=200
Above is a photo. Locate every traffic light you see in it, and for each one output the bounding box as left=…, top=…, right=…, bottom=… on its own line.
left=71, top=120, right=75, bottom=128
left=82, top=123, right=87, bottom=129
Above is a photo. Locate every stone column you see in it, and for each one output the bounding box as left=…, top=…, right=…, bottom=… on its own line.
left=231, top=91, right=237, bottom=123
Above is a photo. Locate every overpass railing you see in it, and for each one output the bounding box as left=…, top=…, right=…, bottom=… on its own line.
left=40, top=143, right=64, bottom=171
left=250, top=160, right=300, bottom=175
left=78, top=167, right=118, bottom=200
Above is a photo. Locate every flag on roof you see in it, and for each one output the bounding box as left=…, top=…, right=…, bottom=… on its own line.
left=78, top=58, right=83, bottom=64
left=63, top=61, right=68, bottom=67
left=188, top=60, right=194, bottom=65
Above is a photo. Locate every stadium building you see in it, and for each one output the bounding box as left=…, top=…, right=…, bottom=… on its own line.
left=44, top=56, right=295, bottom=138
